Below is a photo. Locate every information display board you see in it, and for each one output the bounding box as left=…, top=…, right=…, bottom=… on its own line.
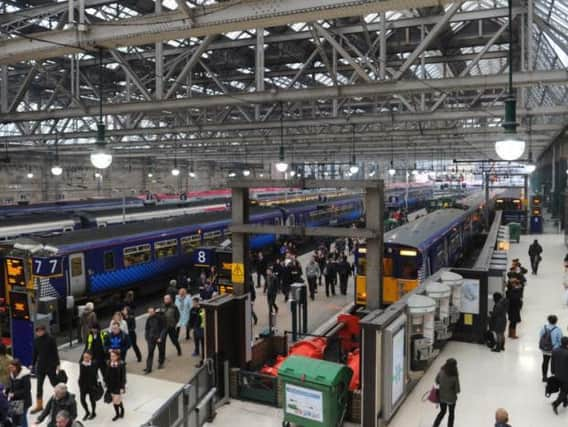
left=5, top=258, right=26, bottom=288
left=382, top=314, right=408, bottom=421
left=391, top=327, right=406, bottom=406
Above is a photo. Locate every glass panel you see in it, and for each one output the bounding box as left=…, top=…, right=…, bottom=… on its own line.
left=180, top=235, right=201, bottom=254
left=123, top=244, right=151, bottom=267
left=104, top=251, right=115, bottom=271
left=71, top=257, right=83, bottom=277
left=155, top=239, right=178, bottom=259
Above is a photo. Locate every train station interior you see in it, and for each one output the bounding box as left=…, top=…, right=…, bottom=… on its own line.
left=1, top=0, right=568, bottom=426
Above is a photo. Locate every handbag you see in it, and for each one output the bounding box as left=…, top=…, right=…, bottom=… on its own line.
left=427, top=385, right=440, bottom=404
left=92, top=381, right=104, bottom=402
left=104, top=389, right=112, bottom=404
left=8, top=399, right=24, bottom=416
left=546, top=376, right=561, bottom=397
left=57, top=368, right=68, bottom=384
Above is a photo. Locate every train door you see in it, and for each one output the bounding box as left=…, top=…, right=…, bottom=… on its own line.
left=68, top=253, right=86, bottom=297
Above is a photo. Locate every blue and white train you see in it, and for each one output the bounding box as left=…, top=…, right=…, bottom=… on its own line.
left=2, top=196, right=364, bottom=305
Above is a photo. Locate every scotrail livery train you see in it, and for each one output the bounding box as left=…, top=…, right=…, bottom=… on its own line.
left=2, top=196, right=364, bottom=305
left=355, top=191, right=489, bottom=306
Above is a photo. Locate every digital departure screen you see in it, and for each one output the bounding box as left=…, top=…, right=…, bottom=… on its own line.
left=5, top=258, right=26, bottom=288
left=9, top=291, right=30, bottom=320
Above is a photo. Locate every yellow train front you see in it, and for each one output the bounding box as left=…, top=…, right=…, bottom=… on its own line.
left=355, top=204, right=483, bottom=307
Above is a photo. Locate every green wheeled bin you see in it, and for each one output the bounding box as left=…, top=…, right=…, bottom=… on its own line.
left=278, top=355, right=353, bottom=427
left=509, top=222, right=521, bottom=243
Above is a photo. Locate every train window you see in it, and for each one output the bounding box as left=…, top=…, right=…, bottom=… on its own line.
left=448, top=233, right=461, bottom=255
left=180, top=235, right=201, bottom=253
left=71, top=257, right=83, bottom=277
left=203, top=230, right=223, bottom=246
left=123, top=244, right=151, bottom=267
left=400, top=260, right=418, bottom=280
left=383, top=257, right=393, bottom=276
left=155, top=239, right=178, bottom=259
left=104, top=251, right=115, bottom=271
left=433, top=248, right=446, bottom=271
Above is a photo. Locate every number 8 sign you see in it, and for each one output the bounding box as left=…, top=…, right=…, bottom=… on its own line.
left=192, top=248, right=213, bottom=267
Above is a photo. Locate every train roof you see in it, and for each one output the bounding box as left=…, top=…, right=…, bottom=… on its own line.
left=384, top=208, right=468, bottom=251
left=276, top=195, right=361, bottom=211
left=13, top=205, right=280, bottom=251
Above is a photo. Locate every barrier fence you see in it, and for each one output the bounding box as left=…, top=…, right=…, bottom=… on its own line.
left=141, top=359, right=228, bottom=427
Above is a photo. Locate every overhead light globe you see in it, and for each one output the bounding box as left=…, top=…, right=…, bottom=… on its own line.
left=495, top=136, right=525, bottom=161
left=51, top=165, right=63, bottom=176
left=90, top=150, right=113, bottom=169
left=275, top=161, right=288, bottom=173
left=368, top=170, right=376, bottom=177
left=259, top=173, right=264, bottom=178
left=171, top=167, right=180, bottom=177
left=525, top=164, right=536, bottom=174
left=228, top=171, right=236, bottom=178
left=147, top=172, right=153, bottom=178
left=188, top=171, right=196, bottom=178
left=94, top=172, right=102, bottom=179
left=388, top=168, right=396, bottom=176
left=26, top=172, right=34, bottom=179
left=349, top=165, right=360, bottom=174
left=242, top=169, right=251, bottom=177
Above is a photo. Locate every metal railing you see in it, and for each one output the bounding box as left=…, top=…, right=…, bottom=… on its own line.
left=141, top=359, right=228, bottom=427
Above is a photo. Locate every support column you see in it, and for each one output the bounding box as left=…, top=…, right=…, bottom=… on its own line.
left=0, top=65, right=7, bottom=112
left=155, top=0, right=163, bottom=100
left=379, top=11, right=386, bottom=80
left=231, top=187, right=250, bottom=296
left=365, top=181, right=384, bottom=310
left=255, top=28, right=265, bottom=120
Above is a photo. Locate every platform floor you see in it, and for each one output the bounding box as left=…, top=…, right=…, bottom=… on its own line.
left=35, top=248, right=354, bottom=425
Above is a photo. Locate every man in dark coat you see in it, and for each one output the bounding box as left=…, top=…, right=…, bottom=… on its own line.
left=528, top=239, right=543, bottom=275
left=144, top=307, right=166, bottom=373
left=552, top=336, right=568, bottom=413
left=506, top=280, right=523, bottom=339
left=35, top=383, right=78, bottom=427
left=30, top=325, right=60, bottom=414
left=162, top=294, right=182, bottom=357
left=266, top=268, right=279, bottom=314
left=336, top=256, right=352, bottom=296
left=324, top=258, right=337, bottom=297
left=490, top=292, right=508, bottom=352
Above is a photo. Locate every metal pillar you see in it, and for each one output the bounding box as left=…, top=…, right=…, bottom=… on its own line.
left=365, top=181, right=384, bottom=310
left=231, top=186, right=249, bottom=296
left=524, top=174, right=529, bottom=231
left=484, top=172, right=490, bottom=230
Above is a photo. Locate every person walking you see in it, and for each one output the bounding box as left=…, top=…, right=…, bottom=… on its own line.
left=175, top=288, right=192, bottom=340
left=324, top=257, right=337, bottom=297
left=35, top=383, right=77, bottom=427
left=266, top=268, right=279, bottom=314
left=539, top=314, right=563, bottom=382
left=528, top=239, right=543, bottom=275
left=0, top=384, right=10, bottom=426
left=490, top=292, right=508, bottom=352
left=336, top=255, right=352, bottom=296
left=0, top=343, right=12, bottom=387
left=79, top=302, right=97, bottom=344
left=121, top=306, right=142, bottom=363
left=143, top=307, right=166, bottom=374
left=256, top=252, right=267, bottom=290
left=247, top=273, right=258, bottom=325
left=105, top=350, right=126, bottom=422
left=6, top=359, right=32, bottom=427
left=551, top=336, right=568, bottom=414
left=78, top=352, right=99, bottom=421
left=30, top=325, right=60, bottom=414
left=106, top=321, right=130, bottom=361
left=432, top=358, right=460, bottom=427
left=495, top=408, right=512, bottom=427
left=506, top=279, right=522, bottom=339
left=189, top=297, right=205, bottom=362
left=83, top=323, right=109, bottom=379
left=305, top=257, right=321, bottom=301
left=162, top=294, right=182, bottom=357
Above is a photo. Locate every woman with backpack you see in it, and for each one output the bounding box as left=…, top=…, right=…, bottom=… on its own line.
left=539, top=315, right=563, bottom=382
left=432, top=358, right=460, bottom=427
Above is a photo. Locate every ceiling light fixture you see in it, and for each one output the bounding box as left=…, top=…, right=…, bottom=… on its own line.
left=275, top=102, right=289, bottom=173
left=51, top=134, right=63, bottom=176
left=349, top=124, right=359, bottom=174
left=90, top=49, right=113, bottom=169
left=228, top=171, right=236, bottom=178
left=495, top=0, right=525, bottom=161
left=147, top=172, right=153, bottom=178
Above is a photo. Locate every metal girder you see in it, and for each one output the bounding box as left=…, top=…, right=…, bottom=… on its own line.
left=313, top=23, right=371, bottom=83
left=1, top=70, right=566, bottom=122
left=0, top=0, right=465, bottom=65
left=394, top=1, right=464, bottom=80
left=108, top=49, right=153, bottom=101
left=0, top=121, right=558, bottom=144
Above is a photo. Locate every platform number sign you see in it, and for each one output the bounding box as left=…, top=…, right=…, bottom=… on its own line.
left=192, top=248, right=214, bottom=267
left=32, top=257, right=63, bottom=277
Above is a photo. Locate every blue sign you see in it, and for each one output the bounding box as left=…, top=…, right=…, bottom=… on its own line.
left=192, top=248, right=216, bottom=267
left=32, top=257, right=63, bottom=277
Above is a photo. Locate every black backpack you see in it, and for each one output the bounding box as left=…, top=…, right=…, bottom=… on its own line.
left=539, top=326, right=557, bottom=352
